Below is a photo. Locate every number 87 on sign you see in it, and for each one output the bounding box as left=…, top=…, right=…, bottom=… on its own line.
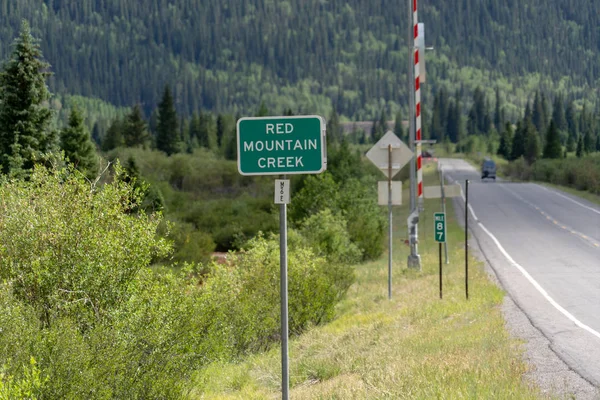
left=434, top=212, right=446, bottom=243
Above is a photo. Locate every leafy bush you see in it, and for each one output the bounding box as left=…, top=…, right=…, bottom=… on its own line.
left=290, top=172, right=386, bottom=260
left=503, top=155, right=600, bottom=194
left=0, top=162, right=171, bottom=330
left=300, top=208, right=362, bottom=265
left=199, top=233, right=345, bottom=354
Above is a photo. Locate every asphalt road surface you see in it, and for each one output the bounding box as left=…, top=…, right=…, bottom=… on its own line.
left=440, top=158, right=600, bottom=398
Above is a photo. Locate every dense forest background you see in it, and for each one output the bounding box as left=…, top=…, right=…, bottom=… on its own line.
left=1, top=0, right=600, bottom=124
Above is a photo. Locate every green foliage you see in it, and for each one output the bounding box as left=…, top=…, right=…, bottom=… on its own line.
left=0, top=20, right=55, bottom=176
left=101, top=117, right=125, bottom=151
left=0, top=357, right=46, bottom=399
left=201, top=233, right=347, bottom=351
left=60, top=106, right=99, bottom=178
left=299, top=208, right=362, bottom=265
left=543, top=120, right=562, bottom=159
left=123, top=104, right=151, bottom=148
left=504, top=155, right=600, bottom=195
left=290, top=172, right=386, bottom=261
left=156, top=85, right=180, bottom=155
left=0, top=160, right=171, bottom=329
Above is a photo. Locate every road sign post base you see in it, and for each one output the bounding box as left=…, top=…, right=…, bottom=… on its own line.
left=407, top=254, right=421, bottom=270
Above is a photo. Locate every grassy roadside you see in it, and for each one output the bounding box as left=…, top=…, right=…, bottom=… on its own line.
left=186, top=163, right=550, bottom=399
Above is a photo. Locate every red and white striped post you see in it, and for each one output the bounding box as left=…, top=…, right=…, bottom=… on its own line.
left=413, top=0, right=423, bottom=201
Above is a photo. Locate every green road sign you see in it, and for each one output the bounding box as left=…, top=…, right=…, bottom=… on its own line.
left=237, top=116, right=326, bottom=176
left=434, top=212, right=446, bottom=243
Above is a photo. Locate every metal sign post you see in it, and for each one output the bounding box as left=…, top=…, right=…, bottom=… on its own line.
left=434, top=212, right=446, bottom=299
left=465, top=179, right=469, bottom=300
left=238, top=116, right=327, bottom=400
left=366, top=130, right=413, bottom=299
left=387, top=144, right=393, bottom=300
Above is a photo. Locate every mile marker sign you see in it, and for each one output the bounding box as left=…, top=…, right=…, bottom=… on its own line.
left=237, top=116, right=326, bottom=176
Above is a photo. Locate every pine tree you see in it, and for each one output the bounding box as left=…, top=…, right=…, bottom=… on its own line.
left=543, top=120, right=562, bottom=159
left=494, top=87, right=504, bottom=132
left=326, top=108, right=343, bottom=144
left=497, top=121, right=513, bottom=159
left=60, top=107, right=99, bottom=178
left=566, top=134, right=576, bottom=153
left=532, top=91, right=548, bottom=137
left=565, top=101, right=578, bottom=144
left=156, top=85, right=180, bottom=155
left=0, top=20, right=56, bottom=176
left=524, top=121, right=541, bottom=164
left=256, top=102, right=269, bottom=117
left=123, top=104, right=150, bottom=148
left=216, top=114, right=226, bottom=148
left=511, top=120, right=525, bottom=160
left=102, top=117, right=124, bottom=151
left=377, top=109, right=387, bottom=139
left=197, top=111, right=217, bottom=151
left=552, top=94, right=567, bottom=132
left=576, top=135, right=584, bottom=158
left=583, top=129, right=595, bottom=154
left=393, top=110, right=404, bottom=142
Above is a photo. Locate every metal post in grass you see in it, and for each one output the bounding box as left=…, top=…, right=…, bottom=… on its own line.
left=434, top=212, right=446, bottom=299
left=465, top=179, right=469, bottom=300
left=440, top=165, right=449, bottom=264
left=439, top=242, right=443, bottom=299
left=388, top=144, right=393, bottom=300
left=279, top=175, right=289, bottom=400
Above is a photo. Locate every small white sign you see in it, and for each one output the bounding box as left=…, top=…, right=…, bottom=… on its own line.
left=274, top=179, right=290, bottom=204
left=378, top=181, right=402, bottom=205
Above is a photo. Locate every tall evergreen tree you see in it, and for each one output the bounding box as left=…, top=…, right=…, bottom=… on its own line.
left=123, top=104, right=150, bottom=148
left=377, top=108, right=387, bottom=139
left=0, top=20, right=55, bottom=176
left=60, top=107, right=99, bottom=178
left=532, top=91, right=548, bottom=137
left=524, top=120, right=541, bottom=164
left=394, top=110, right=404, bottom=142
left=216, top=114, right=226, bottom=148
left=583, top=128, right=595, bottom=154
left=102, top=117, right=124, bottom=151
left=551, top=94, right=567, bottom=132
left=565, top=100, right=578, bottom=144
left=497, top=121, right=513, bottom=159
left=494, top=87, right=504, bottom=132
left=326, top=108, right=343, bottom=144
left=155, top=85, right=180, bottom=155
left=566, top=134, right=576, bottom=153
left=511, top=120, right=525, bottom=160
left=543, top=120, right=562, bottom=159
left=197, top=111, right=217, bottom=151
left=256, top=101, right=269, bottom=117
left=576, top=134, right=584, bottom=158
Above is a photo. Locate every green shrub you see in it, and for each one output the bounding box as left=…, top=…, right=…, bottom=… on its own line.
left=299, top=208, right=362, bottom=265
left=290, top=173, right=386, bottom=261
left=198, top=233, right=344, bottom=355
left=0, top=162, right=171, bottom=330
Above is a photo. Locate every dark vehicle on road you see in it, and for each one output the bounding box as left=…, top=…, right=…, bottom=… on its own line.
left=481, top=158, right=497, bottom=181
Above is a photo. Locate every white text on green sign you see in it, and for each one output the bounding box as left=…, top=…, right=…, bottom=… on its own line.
left=237, top=116, right=326, bottom=175
left=434, top=212, right=446, bottom=243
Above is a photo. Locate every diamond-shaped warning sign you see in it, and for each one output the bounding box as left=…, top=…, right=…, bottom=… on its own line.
left=366, top=131, right=414, bottom=178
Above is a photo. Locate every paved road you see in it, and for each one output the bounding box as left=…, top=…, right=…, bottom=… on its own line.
left=440, top=158, right=600, bottom=396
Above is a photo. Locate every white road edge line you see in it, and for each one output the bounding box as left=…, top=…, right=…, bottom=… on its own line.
left=452, top=176, right=600, bottom=341
left=538, top=185, right=600, bottom=216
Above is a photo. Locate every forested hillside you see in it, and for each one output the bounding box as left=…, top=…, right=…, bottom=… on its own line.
left=1, top=0, right=599, bottom=120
